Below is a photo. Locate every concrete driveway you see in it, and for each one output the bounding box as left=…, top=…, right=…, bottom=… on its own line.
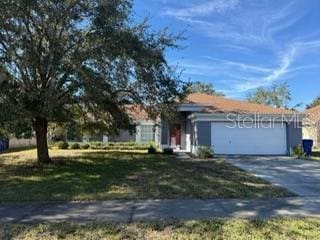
left=225, top=156, right=320, bottom=197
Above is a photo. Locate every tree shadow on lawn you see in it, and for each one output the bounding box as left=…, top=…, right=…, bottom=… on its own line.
left=0, top=151, right=293, bottom=202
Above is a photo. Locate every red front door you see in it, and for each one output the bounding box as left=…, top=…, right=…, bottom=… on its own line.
left=170, top=125, right=181, bottom=146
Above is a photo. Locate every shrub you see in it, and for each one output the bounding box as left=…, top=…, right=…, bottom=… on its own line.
left=81, top=144, right=90, bottom=149
left=70, top=143, right=80, bottom=149
left=91, top=142, right=102, bottom=147
left=163, top=148, right=174, bottom=154
left=292, top=145, right=305, bottom=158
left=196, top=146, right=214, bottom=158
left=58, top=141, right=69, bottom=149
left=148, top=146, right=157, bottom=154
left=90, top=142, right=105, bottom=149
left=89, top=141, right=150, bottom=150
left=115, top=141, right=136, bottom=146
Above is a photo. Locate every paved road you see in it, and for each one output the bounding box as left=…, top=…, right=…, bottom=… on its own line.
left=225, top=156, right=320, bottom=197
left=1, top=197, right=320, bottom=223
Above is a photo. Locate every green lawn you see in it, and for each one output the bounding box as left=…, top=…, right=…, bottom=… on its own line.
left=312, top=150, right=320, bottom=161
left=0, top=149, right=293, bottom=202
left=1, top=218, right=320, bottom=240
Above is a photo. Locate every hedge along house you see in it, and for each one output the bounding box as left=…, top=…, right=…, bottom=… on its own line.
left=104, top=93, right=304, bottom=155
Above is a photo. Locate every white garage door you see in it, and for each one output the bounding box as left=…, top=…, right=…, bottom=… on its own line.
left=211, top=122, right=287, bottom=155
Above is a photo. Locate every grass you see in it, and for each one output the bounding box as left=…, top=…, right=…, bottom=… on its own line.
left=311, top=149, right=320, bottom=161
left=1, top=218, right=320, bottom=239
left=0, top=149, right=292, bottom=202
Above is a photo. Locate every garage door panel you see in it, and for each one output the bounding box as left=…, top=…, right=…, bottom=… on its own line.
left=211, top=122, right=287, bottom=155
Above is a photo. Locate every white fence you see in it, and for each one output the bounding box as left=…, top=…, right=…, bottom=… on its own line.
left=9, top=137, right=36, bottom=149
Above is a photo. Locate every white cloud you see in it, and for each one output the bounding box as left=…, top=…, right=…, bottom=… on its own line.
left=165, top=0, right=239, bottom=18
left=176, top=38, right=320, bottom=94
left=265, top=48, right=296, bottom=82
left=292, top=40, right=320, bottom=53
left=178, top=47, right=297, bottom=93
left=165, top=1, right=307, bottom=47
left=231, top=38, right=320, bottom=93
left=230, top=47, right=296, bottom=92
left=287, top=65, right=319, bottom=73
left=176, top=58, right=271, bottom=79
left=215, top=44, right=253, bottom=54
left=162, top=1, right=320, bottom=98
left=174, top=17, right=267, bottom=45
left=203, top=57, right=273, bottom=73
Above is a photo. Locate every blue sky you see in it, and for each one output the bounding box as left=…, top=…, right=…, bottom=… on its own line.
left=134, top=0, right=320, bottom=109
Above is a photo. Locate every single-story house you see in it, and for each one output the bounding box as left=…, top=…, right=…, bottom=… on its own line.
left=0, top=137, right=36, bottom=152
left=104, top=93, right=304, bottom=155
left=8, top=137, right=37, bottom=149
left=303, top=105, right=320, bottom=148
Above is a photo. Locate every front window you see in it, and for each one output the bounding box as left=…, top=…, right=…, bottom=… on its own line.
left=140, top=125, right=155, bottom=142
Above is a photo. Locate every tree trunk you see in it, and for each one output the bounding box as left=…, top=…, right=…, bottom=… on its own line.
left=34, top=117, right=52, bottom=164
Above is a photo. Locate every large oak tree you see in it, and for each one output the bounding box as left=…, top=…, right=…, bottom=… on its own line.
left=0, top=0, right=185, bottom=163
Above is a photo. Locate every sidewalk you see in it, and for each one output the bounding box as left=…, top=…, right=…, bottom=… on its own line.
left=1, top=197, right=320, bottom=223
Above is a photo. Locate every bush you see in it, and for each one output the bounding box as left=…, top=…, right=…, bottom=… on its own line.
left=58, top=141, right=69, bottom=150
left=113, top=141, right=136, bottom=146
left=196, top=146, right=214, bottom=158
left=81, top=144, right=90, bottom=149
left=90, top=142, right=105, bottom=149
left=163, top=148, right=174, bottom=154
left=70, top=143, right=80, bottom=149
left=89, top=141, right=150, bottom=151
left=148, top=146, right=157, bottom=154
left=292, top=145, right=305, bottom=158
left=91, top=142, right=102, bottom=147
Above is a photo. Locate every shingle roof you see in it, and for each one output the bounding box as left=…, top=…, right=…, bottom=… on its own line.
left=125, top=93, right=295, bottom=120
left=185, top=93, right=294, bottom=114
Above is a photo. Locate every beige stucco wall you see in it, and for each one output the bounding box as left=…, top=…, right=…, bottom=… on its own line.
left=303, top=120, right=320, bottom=148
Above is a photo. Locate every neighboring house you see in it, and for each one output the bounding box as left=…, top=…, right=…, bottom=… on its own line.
left=104, top=93, right=304, bottom=155
left=303, top=105, right=320, bottom=148
left=9, top=137, right=37, bottom=149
